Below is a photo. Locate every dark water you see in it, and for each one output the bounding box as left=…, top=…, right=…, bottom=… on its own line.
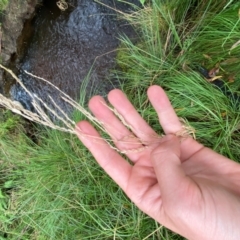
left=10, top=0, right=138, bottom=116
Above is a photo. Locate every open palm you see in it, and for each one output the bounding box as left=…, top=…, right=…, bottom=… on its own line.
left=76, top=86, right=240, bottom=240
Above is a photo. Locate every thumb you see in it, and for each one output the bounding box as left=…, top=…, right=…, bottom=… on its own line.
left=151, top=135, right=191, bottom=205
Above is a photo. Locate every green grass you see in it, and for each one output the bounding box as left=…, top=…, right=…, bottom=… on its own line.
left=0, top=110, right=181, bottom=239
left=117, top=0, right=240, bottom=160
left=0, top=84, right=178, bottom=239
left=1, top=0, right=240, bottom=239
left=0, top=0, right=8, bottom=12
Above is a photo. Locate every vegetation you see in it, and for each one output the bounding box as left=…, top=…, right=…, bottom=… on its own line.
left=1, top=0, right=240, bottom=239
left=0, top=0, right=8, bottom=12
left=117, top=0, right=240, bottom=159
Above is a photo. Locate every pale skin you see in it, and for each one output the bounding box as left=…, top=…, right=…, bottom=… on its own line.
left=76, top=85, right=240, bottom=240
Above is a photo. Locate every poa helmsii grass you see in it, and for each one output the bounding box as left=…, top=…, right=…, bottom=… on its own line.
left=1, top=0, right=240, bottom=239
left=117, top=0, right=240, bottom=161
left=0, top=112, right=180, bottom=239
left=0, top=91, right=176, bottom=238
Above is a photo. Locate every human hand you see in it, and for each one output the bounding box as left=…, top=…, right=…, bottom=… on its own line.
left=76, top=85, right=240, bottom=240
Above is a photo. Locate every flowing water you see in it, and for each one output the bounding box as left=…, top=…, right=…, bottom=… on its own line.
left=9, top=0, right=138, bottom=116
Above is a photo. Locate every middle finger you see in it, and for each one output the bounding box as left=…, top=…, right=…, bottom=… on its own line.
left=89, top=95, right=147, bottom=162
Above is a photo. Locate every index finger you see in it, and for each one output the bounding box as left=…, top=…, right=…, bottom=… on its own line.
left=147, top=85, right=204, bottom=161
left=147, top=85, right=182, bottom=134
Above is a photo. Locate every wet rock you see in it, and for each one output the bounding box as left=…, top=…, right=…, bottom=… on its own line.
left=0, top=0, right=41, bottom=94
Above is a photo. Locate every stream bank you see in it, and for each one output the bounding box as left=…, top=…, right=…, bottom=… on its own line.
left=1, top=0, right=139, bottom=118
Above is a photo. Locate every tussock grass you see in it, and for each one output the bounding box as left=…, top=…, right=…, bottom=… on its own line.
left=0, top=70, right=177, bottom=239
left=0, top=111, right=178, bottom=239
left=1, top=0, right=240, bottom=239
left=117, top=0, right=240, bottom=161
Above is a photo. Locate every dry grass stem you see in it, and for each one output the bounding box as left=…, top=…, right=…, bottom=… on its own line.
left=177, top=118, right=196, bottom=139
left=0, top=64, right=196, bottom=154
